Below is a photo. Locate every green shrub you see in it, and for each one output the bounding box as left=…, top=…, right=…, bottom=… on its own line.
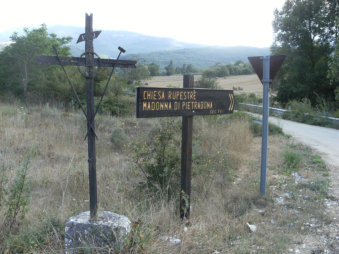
left=269, top=122, right=284, bottom=135
left=221, top=111, right=252, bottom=122
left=282, top=150, right=301, bottom=174
left=111, top=127, right=129, bottom=150
left=281, top=98, right=339, bottom=128
left=235, top=93, right=262, bottom=110
left=195, top=76, right=218, bottom=89
left=1, top=156, right=31, bottom=234
left=247, top=93, right=261, bottom=104
left=307, top=179, right=329, bottom=198
left=123, top=220, right=153, bottom=252
left=1, top=217, right=64, bottom=253
left=249, top=120, right=262, bottom=137
left=288, top=99, right=313, bottom=114
left=333, top=110, right=339, bottom=118
left=312, top=155, right=326, bottom=170
left=100, top=95, right=134, bottom=116
left=249, top=120, right=283, bottom=137
left=130, top=119, right=181, bottom=200
left=234, top=93, right=247, bottom=106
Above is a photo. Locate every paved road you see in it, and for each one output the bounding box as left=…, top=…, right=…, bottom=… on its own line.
left=269, top=116, right=339, bottom=205
left=268, top=117, right=339, bottom=166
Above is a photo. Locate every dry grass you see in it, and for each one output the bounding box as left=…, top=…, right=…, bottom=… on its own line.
left=144, top=74, right=263, bottom=96
left=0, top=102, right=333, bottom=253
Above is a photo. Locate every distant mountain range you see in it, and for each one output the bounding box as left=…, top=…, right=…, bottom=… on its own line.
left=0, top=25, right=270, bottom=69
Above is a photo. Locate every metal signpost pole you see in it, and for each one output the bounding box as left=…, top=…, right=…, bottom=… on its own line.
left=248, top=55, right=285, bottom=196
left=260, top=56, right=271, bottom=196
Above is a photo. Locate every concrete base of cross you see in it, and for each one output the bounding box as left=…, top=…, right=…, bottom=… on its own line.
left=65, top=211, right=131, bottom=253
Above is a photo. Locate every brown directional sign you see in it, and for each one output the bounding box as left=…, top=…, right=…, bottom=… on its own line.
left=136, top=87, right=234, bottom=118
left=248, top=55, right=285, bottom=82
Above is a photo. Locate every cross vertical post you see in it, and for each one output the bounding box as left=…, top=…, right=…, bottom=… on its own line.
left=180, top=75, right=194, bottom=220
left=83, top=13, right=98, bottom=218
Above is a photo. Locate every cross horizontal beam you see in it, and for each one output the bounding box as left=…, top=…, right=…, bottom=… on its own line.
left=36, top=55, right=137, bottom=68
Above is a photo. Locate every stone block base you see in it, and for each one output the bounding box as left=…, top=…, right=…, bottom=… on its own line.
left=65, top=211, right=131, bottom=253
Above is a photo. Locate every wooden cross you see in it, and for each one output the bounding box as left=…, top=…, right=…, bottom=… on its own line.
left=36, top=13, right=136, bottom=219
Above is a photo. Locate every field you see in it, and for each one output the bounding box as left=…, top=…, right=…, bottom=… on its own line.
left=0, top=98, right=335, bottom=253
left=144, top=74, right=263, bottom=96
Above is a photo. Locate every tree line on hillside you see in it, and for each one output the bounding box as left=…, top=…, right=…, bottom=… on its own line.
left=145, top=59, right=253, bottom=77
left=272, top=0, right=338, bottom=113
left=125, top=47, right=270, bottom=69
left=0, top=25, right=256, bottom=115
left=0, top=25, right=142, bottom=115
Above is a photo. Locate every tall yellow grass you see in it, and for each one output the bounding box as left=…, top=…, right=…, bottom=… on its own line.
left=0, top=103, right=332, bottom=253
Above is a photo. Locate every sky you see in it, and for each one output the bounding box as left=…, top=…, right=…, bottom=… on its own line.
left=1, top=0, right=286, bottom=48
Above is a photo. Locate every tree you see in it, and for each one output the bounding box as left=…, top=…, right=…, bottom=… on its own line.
left=234, top=60, right=244, bottom=66
left=184, top=64, right=195, bottom=74
left=328, top=33, right=339, bottom=108
left=174, top=64, right=196, bottom=75
left=165, top=60, right=174, bottom=76
left=196, top=75, right=218, bottom=89
left=272, top=0, right=338, bottom=107
left=147, top=62, right=160, bottom=76
left=0, top=25, right=73, bottom=102
left=202, top=68, right=216, bottom=78
left=215, top=64, right=229, bottom=77
left=121, top=62, right=150, bottom=84
left=175, top=66, right=182, bottom=74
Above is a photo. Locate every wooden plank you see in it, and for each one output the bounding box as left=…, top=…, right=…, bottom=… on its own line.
left=180, top=75, right=194, bottom=220
left=136, top=87, right=234, bottom=118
